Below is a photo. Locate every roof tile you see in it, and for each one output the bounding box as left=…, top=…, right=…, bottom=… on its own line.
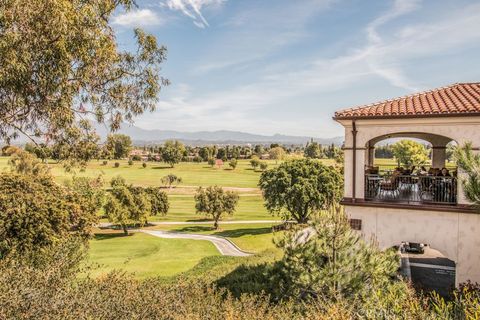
left=334, top=83, right=480, bottom=119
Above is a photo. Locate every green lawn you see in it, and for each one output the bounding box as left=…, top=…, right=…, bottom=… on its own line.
left=373, top=158, right=456, bottom=170
left=150, top=223, right=283, bottom=253
left=0, top=157, right=274, bottom=188
left=151, top=194, right=273, bottom=222
left=88, top=232, right=221, bottom=278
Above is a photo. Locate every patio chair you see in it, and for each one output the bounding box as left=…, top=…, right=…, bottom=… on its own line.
left=378, top=174, right=400, bottom=200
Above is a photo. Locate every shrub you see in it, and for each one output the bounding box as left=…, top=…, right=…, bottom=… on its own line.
left=229, top=159, right=238, bottom=170
left=114, top=162, right=120, bottom=168
left=131, top=155, right=141, bottom=161
left=102, top=160, right=108, bottom=165
left=142, top=162, right=147, bottom=168
left=128, top=160, right=133, bottom=166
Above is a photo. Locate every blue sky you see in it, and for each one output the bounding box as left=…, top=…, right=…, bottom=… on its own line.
left=112, top=0, right=480, bottom=138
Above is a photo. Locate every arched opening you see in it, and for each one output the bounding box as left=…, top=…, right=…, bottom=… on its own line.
left=364, top=132, right=458, bottom=205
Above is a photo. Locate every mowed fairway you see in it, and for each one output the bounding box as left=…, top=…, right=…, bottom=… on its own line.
left=148, top=223, right=283, bottom=253
left=0, top=156, right=333, bottom=277
left=88, top=232, right=220, bottom=278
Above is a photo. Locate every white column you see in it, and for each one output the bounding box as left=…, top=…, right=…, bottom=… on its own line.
left=355, top=148, right=366, bottom=199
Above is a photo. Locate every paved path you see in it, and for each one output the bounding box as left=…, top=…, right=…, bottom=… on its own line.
left=141, top=230, right=252, bottom=257
left=99, top=220, right=284, bottom=228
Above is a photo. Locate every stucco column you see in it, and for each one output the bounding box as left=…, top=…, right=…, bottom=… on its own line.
left=355, top=148, right=366, bottom=199
left=431, top=146, right=446, bottom=168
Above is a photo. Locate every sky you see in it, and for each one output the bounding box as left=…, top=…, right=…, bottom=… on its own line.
left=112, top=0, right=480, bottom=138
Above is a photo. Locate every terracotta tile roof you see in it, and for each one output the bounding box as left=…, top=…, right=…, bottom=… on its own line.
left=334, top=83, right=480, bottom=119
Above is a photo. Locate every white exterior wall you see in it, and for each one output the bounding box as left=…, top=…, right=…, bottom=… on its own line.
left=337, top=115, right=480, bottom=285
left=345, top=205, right=480, bottom=284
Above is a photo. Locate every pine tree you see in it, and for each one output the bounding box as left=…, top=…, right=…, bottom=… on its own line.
left=454, top=142, right=480, bottom=210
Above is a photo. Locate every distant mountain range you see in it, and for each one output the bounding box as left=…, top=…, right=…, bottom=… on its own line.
left=95, top=124, right=344, bottom=146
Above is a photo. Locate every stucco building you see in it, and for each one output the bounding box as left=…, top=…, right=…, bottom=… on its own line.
left=334, top=82, right=480, bottom=285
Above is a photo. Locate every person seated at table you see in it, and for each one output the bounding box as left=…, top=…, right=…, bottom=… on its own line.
left=437, top=167, right=451, bottom=177
left=417, top=166, right=428, bottom=175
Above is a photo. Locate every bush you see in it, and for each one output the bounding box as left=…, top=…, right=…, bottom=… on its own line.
left=0, top=243, right=473, bottom=320
left=193, top=156, right=202, bottom=163
left=131, top=155, right=141, bottom=161
left=142, top=162, right=147, bottom=168
left=102, top=160, right=108, bottom=165
left=128, top=160, right=133, bottom=166
left=114, top=162, right=120, bottom=168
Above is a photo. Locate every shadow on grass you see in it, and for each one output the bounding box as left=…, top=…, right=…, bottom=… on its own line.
left=175, top=226, right=215, bottom=233
left=151, top=166, right=173, bottom=170
left=94, top=233, right=133, bottom=240
left=213, top=227, right=273, bottom=238
left=185, top=218, right=213, bottom=222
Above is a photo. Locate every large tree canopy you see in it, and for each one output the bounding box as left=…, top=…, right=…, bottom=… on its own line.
left=0, top=0, right=168, bottom=159
left=391, top=140, right=429, bottom=167
left=259, top=159, right=343, bottom=223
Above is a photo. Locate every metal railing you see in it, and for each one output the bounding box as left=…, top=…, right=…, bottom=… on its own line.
left=365, top=174, right=457, bottom=205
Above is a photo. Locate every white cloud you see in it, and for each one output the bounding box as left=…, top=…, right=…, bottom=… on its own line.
left=163, top=0, right=225, bottom=28
left=193, top=0, right=334, bottom=74
left=113, top=9, right=163, bottom=27
left=137, top=0, right=480, bottom=136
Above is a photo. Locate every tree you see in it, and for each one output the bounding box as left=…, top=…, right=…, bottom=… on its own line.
left=391, top=140, right=429, bottom=167
left=273, top=205, right=399, bottom=300
left=260, top=162, right=268, bottom=171
left=208, top=158, right=216, bottom=167
left=7, top=148, right=51, bottom=177
left=105, top=134, right=132, bottom=159
left=259, top=159, right=343, bottom=223
left=0, top=172, right=99, bottom=257
left=254, top=145, right=264, bottom=155
left=104, top=177, right=150, bottom=235
left=194, top=186, right=239, bottom=229
left=229, top=159, right=238, bottom=170
left=0, top=0, right=168, bottom=161
left=304, top=140, right=323, bottom=159
left=269, top=147, right=286, bottom=163
left=161, top=174, right=182, bottom=188
left=454, top=143, right=480, bottom=210
left=162, top=140, right=185, bottom=168
left=199, top=147, right=212, bottom=161
left=145, top=187, right=169, bottom=217
left=250, top=156, right=261, bottom=170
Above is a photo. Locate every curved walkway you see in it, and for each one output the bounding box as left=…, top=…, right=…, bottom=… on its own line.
left=141, top=230, right=252, bottom=257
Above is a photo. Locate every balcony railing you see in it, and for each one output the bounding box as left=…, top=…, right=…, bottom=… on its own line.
left=365, top=174, right=457, bottom=205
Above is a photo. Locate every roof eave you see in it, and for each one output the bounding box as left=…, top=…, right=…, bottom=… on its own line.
left=333, top=112, right=480, bottom=121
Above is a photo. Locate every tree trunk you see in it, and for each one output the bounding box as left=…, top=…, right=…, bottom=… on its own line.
left=122, top=224, right=128, bottom=236
left=213, top=219, right=219, bottom=230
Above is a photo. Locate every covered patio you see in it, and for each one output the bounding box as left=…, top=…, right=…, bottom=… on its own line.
left=364, top=132, right=457, bottom=205
left=334, top=82, right=480, bottom=210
